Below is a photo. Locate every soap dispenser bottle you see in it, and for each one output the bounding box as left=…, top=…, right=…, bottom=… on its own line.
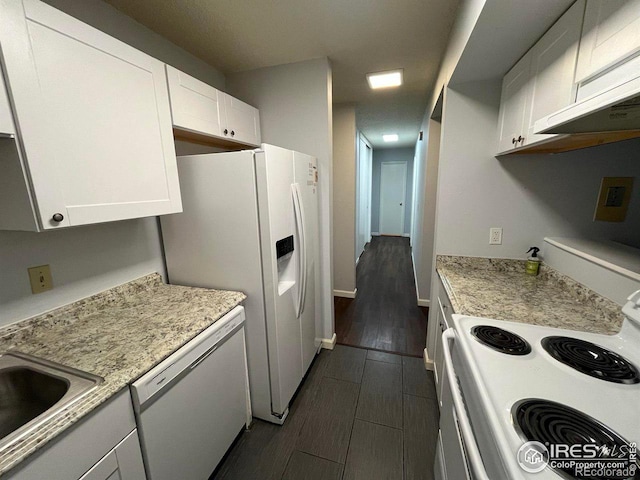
left=525, top=247, right=541, bottom=276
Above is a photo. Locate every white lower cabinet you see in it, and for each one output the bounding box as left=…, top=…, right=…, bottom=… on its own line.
left=6, top=390, right=144, bottom=480
left=0, top=0, right=181, bottom=231
left=79, top=430, right=146, bottom=480
left=433, top=277, right=453, bottom=405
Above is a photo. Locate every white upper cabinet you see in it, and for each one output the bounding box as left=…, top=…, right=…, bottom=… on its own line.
left=220, top=93, right=262, bottom=146
left=166, top=65, right=224, bottom=138
left=0, top=75, right=15, bottom=136
left=496, top=0, right=584, bottom=154
left=497, top=53, right=533, bottom=153
left=0, top=0, right=181, bottom=231
left=525, top=0, right=585, bottom=145
left=575, top=0, right=640, bottom=84
left=166, top=66, right=261, bottom=147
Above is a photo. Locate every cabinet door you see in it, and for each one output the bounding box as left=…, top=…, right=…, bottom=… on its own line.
left=575, top=0, right=640, bottom=84
left=0, top=0, right=181, bottom=229
left=0, top=74, right=15, bottom=136
left=221, top=93, right=261, bottom=146
left=79, top=430, right=146, bottom=480
left=166, top=65, right=223, bottom=138
left=496, top=53, right=531, bottom=154
left=526, top=0, right=584, bottom=145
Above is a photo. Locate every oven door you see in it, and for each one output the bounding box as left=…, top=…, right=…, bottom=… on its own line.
left=436, top=329, right=493, bottom=480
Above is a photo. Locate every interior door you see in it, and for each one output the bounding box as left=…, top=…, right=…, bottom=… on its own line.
left=379, top=161, right=407, bottom=236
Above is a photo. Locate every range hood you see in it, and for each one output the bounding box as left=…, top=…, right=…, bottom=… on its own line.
left=534, top=67, right=640, bottom=135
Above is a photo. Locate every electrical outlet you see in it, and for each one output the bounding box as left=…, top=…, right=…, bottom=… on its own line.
left=489, top=227, right=503, bottom=245
left=28, top=265, right=53, bottom=294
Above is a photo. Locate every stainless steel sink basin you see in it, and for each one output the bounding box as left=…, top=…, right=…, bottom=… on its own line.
left=0, top=352, right=103, bottom=451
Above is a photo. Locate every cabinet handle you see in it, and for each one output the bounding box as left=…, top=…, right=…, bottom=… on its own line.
left=224, top=129, right=228, bottom=135
left=231, top=130, right=235, bottom=136
left=52, top=213, right=64, bottom=222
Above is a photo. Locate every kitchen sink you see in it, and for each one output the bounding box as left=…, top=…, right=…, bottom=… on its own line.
left=0, top=352, right=103, bottom=451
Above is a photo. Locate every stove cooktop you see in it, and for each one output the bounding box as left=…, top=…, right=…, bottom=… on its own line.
left=513, top=399, right=638, bottom=480
left=471, top=325, right=532, bottom=355
left=450, top=314, right=640, bottom=480
left=542, top=336, right=640, bottom=385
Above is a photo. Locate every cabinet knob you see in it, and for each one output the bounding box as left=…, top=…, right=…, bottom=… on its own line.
left=230, top=130, right=235, bottom=136
left=224, top=129, right=228, bottom=135
left=512, top=137, right=517, bottom=145
left=52, top=213, right=64, bottom=222
left=517, top=135, right=524, bottom=143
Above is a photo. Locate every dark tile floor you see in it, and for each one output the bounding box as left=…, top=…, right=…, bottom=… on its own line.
left=212, top=345, right=440, bottom=480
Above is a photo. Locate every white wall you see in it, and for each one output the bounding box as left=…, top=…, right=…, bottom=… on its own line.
left=0, top=0, right=227, bottom=327
left=226, top=58, right=335, bottom=341
left=436, top=80, right=640, bottom=257
left=371, top=147, right=415, bottom=235
left=411, top=0, right=487, bottom=307
left=332, top=105, right=357, bottom=294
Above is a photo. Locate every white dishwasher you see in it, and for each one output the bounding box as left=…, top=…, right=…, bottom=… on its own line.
left=130, top=306, right=251, bottom=480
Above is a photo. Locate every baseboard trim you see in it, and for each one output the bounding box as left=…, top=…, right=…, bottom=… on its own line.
left=333, top=288, right=357, bottom=299
left=424, top=348, right=434, bottom=371
left=320, top=333, right=337, bottom=350
left=371, top=232, right=380, bottom=236
left=418, top=298, right=430, bottom=307
left=402, top=233, right=410, bottom=238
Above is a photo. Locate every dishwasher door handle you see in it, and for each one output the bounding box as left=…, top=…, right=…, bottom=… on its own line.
left=189, top=344, right=219, bottom=370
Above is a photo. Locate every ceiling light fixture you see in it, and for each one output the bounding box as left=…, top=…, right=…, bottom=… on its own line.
left=367, top=69, right=403, bottom=89
left=383, top=134, right=399, bottom=142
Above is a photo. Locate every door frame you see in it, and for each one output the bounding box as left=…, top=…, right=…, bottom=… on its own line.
left=355, top=132, right=373, bottom=262
left=379, top=160, right=407, bottom=236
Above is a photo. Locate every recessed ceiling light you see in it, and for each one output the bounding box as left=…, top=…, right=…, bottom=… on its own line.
left=383, top=134, right=399, bottom=142
left=367, top=70, right=403, bottom=89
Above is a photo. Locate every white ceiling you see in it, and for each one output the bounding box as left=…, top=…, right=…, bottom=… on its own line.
left=103, top=0, right=461, bottom=148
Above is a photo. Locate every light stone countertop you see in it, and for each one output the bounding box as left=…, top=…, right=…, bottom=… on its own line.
left=436, top=256, right=623, bottom=335
left=0, top=273, right=245, bottom=476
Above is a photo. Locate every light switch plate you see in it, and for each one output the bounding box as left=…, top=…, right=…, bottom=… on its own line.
left=28, top=264, right=53, bottom=294
left=594, top=177, right=634, bottom=222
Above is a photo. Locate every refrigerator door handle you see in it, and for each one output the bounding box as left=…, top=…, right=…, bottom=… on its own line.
left=291, top=183, right=306, bottom=318
left=296, top=184, right=308, bottom=316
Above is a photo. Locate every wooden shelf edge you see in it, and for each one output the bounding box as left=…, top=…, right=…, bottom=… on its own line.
left=497, top=130, right=640, bottom=156
left=173, top=127, right=258, bottom=151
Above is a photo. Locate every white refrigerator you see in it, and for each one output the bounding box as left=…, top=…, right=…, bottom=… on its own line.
left=160, top=144, right=320, bottom=424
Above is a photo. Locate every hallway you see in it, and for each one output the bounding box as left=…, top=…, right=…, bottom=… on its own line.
left=335, top=236, right=428, bottom=357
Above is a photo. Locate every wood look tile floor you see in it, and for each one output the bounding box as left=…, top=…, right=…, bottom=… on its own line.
left=335, top=236, right=429, bottom=357
left=212, top=345, right=439, bottom=480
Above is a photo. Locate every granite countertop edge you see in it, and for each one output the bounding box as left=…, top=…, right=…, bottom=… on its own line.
left=0, top=273, right=246, bottom=476
left=435, top=255, right=623, bottom=335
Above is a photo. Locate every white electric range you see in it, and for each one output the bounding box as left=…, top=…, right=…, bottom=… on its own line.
left=436, top=290, right=640, bottom=480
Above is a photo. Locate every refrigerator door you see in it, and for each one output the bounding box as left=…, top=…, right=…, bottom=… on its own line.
left=255, top=144, right=303, bottom=416
left=159, top=151, right=276, bottom=422
left=294, top=151, right=319, bottom=374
